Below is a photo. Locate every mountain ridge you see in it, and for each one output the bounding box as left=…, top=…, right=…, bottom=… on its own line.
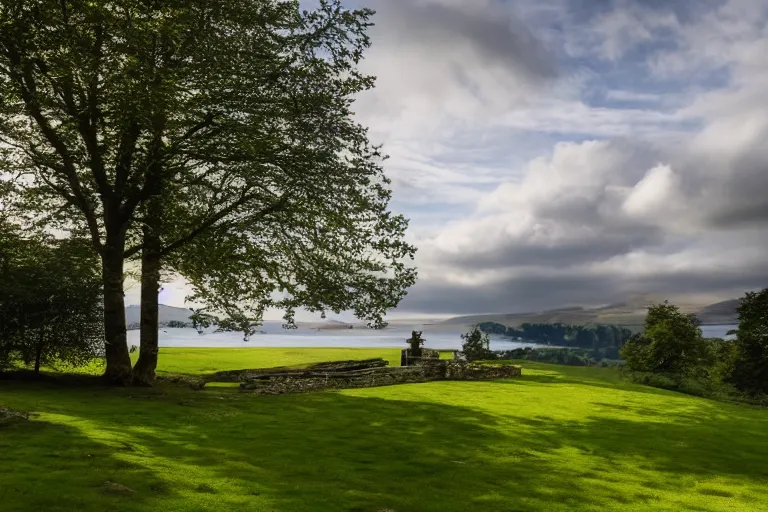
left=439, top=297, right=741, bottom=327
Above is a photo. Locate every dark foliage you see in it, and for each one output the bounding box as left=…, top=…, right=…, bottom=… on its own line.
left=493, top=347, right=611, bottom=367
left=0, top=230, right=103, bottom=373
left=727, top=289, right=768, bottom=396
left=620, top=301, right=711, bottom=378
left=461, top=327, right=494, bottom=362
left=477, top=321, right=632, bottom=355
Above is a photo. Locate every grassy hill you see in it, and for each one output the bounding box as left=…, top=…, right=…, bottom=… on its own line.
left=2, top=348, right=767, bottom=511
left=697, top=299, right=741, bottom=324
left=441, top=295, right=740, bottom=328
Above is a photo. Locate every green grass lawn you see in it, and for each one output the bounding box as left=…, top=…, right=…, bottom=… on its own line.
left=145, top=347, right=404, bottom=375
left=2, top=349, right=768, bottom=511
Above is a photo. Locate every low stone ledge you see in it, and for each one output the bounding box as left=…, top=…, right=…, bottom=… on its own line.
left=445, top=361, right=522, bottom=380
left=207, top=358, right=389, bottom=383
left=238, top=360, right=521, bottom=395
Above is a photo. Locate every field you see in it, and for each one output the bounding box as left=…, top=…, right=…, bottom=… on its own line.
left=2, top=348, right=768, bottom=511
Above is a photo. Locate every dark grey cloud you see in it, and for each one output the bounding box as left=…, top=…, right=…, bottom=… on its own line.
left=441, top=224, right=663, bottom=270
left=398, top=259, right=768, bottom=316
left=398, top=273, right=624, bottom=315
left=368, top=0, right=558, bottom=81
left=700, top=149, right=768, bottom=229
left=400, top=121, right=768, bottom=315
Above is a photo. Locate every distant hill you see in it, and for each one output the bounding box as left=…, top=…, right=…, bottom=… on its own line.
left=441, top=296, right=740, bottom=328
left=697, top=299, right=741, bottom=324
left=125, top=304, right=193, bottom=329
left=314, top=320, right=356, bottom=330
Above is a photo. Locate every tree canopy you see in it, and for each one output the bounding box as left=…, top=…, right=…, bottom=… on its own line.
left=0, top=228, right=103, bottom=373
left=727, top=290, right=768, bottom=395
left=0, top=0, right=417, bottom=384
left=620, top=301, right=709, bottom=377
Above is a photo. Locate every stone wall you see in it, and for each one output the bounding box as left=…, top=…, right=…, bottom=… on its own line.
left=207, top=358, right=389, bottom=383
left=236, top=360, right=521, bottom=395
left=445, top=361, right=521, bottom=380
left=240, top=366, right=435, bottom=395
left=400, top=348, right=440, bottom=367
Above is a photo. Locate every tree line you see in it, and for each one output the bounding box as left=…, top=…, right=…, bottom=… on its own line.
left=621, top=292, right=768, bottom=400
left=471, top=291, right=768, bottom=401
left=476, top=322, right=633, bottom=359
left=0, top=0, right=416, bottom=384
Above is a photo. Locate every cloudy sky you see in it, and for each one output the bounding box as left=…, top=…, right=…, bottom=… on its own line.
left=137, top=0, right=768, bottom=319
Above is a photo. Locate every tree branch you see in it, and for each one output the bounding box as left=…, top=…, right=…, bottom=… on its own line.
left=120, top=113, right=217, bottom=219
left=2, top=42, right=103, bottom=250
left=125, top=193, right=289, bottom=259
left=79, top=22, right=111, bottom=201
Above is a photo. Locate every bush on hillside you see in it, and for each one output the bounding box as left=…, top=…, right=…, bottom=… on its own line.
left=461, top=327, right=494, bottom=361
left=620, top=301, right=711, bottom=378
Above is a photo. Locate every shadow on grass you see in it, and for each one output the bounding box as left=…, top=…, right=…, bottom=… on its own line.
left=2, top=377, right=768, bottom=512
left=0, top=412, right=183, bottom=512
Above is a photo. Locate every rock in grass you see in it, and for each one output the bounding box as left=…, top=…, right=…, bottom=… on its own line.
left=102, top=481, right=136, bottom=494
left=0, top=406, right=29, bottom=426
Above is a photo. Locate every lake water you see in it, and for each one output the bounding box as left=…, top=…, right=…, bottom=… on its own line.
left=701, top=324, right=737, bottom=339
left=126, top=322, right=739, bottom=350
left=127, top=322, right=544, bottom=351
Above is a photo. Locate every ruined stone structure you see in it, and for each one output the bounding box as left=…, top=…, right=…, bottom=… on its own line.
left=223, top=358, right=522, bottom=396
left=400, top=348, right=440, bottom=367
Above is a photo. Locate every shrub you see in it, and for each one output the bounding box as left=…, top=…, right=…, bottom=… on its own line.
left=461, top=327, right=494, bottom=361
left=620, top=301, right=710, bottom=377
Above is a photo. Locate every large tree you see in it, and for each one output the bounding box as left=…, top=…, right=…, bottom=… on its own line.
left=621, top=301, right=708, bottom=376
left=0, top=0, right=416, bottom=384
left=727, top=289, right=768, bottom=395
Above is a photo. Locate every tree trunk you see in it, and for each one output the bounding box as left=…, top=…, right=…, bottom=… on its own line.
left=133, top=246, right=160, bottom=385
left=102, top=241, right=132, bottom=385
left=133, top=196, right=163, bottom=386
left=34, top=337, right=42, bottom=374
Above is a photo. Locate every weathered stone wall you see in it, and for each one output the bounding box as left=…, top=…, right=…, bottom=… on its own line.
left=445, top=361, right=521, bottom=380
left=401, top=348, right=440, bottom=367
left=237, top=360, right=521, bottom=395
left=207, top=358, right=389, bottom=383
left=240, top=366, right=436, bottom=395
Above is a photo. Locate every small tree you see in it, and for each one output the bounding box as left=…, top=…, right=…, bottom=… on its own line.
left=0, top=233, right=103, bottom=373
left=621, top=301, right=708, bottom=377
left=727, top=289, right=768, bottom=395
left=461, top=327, right=493, bottom=362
